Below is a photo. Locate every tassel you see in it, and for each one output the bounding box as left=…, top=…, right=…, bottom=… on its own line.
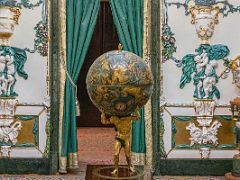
left=76, top=97, right=80, bottom=116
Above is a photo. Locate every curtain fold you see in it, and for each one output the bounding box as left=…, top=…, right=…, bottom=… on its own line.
left=59, top=0, right=100, bottom=173
left=109, top=0, right=146, bottom=159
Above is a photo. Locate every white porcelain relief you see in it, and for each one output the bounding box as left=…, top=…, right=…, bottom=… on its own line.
left=187, top=120, right=221, bottom=146
left=186, top=99, right=221, bottom=158
left=0, top=98, right=22, bottom=157
left=0, top=54, right=17, bottom=96
left=193, top=99, right=215, bottom=116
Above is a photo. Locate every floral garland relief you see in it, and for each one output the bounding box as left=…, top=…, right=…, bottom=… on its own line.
left=34, top=20, right=48, bottom=57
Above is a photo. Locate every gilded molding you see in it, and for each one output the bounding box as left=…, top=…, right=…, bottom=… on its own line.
left=160, top=0, right=167, bottom=159
left=131, top=152, right=145, bottom=166
left=143, top=0, right=153, bottom=169
left=144, top=100, right=152, bottom=166
left=58, top=0, right=67, bottom=173
left=68, top=152, right=79, bottom=169
left=59, top=157, right=67, bottom=174
left=131, top=0, right=153, bottom=167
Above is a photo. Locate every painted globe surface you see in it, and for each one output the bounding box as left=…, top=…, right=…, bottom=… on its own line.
left=86, top=50, right=153, bottom=116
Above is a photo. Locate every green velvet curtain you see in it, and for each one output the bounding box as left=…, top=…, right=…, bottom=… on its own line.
left=109, top=0, right=145, bottom=153
left=61, top=0, right=100, bottom=170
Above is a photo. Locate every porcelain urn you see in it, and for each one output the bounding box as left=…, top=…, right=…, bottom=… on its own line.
left=0, top=6, right=20, bottom=46
left=190, top=2, right=219, bottom=44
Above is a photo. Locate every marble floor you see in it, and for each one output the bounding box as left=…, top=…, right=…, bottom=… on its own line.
left=78, top=127, right=126, bottom=165
left=0, top=128, right=225, bottom=179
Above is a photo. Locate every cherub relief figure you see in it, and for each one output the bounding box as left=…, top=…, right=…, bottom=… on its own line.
left=180, top=44, right=229, bottom=99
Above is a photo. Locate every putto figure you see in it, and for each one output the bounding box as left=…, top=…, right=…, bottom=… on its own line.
left=100, top=108, right=140, bottom=175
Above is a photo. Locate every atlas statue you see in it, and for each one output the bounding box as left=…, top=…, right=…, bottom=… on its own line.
left=86, top=45, right=153, bottom=176
left=100, top=108, right=140, bottom=175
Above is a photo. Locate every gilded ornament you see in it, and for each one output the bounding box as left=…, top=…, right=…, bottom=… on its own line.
left=9, top=7, right=20, bottom=24
left=226, top=56, right=240, bottom=88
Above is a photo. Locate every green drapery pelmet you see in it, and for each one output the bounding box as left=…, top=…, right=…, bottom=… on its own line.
left=61, top=0, right=100, bottom=169
left=109, top=0, right=145, bottom=153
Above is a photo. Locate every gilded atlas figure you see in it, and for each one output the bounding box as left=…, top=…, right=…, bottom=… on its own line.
left=100, top=108, right=140, bottom=175
left=86, top=44, right=153, bottom=176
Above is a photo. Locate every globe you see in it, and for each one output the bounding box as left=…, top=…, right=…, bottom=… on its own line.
left=86, top=50, right=153, bottom=116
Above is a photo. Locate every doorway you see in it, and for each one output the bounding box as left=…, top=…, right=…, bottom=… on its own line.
left=77, top=1, right=119, bottom=127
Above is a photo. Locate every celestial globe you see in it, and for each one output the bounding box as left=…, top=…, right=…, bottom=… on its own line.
left=86, top=49, right=153, bottom=116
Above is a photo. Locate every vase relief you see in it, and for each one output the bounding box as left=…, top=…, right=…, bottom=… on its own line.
left=0, top=6, right=20, bottom=46
left=189, top=1, right=220, bottom=44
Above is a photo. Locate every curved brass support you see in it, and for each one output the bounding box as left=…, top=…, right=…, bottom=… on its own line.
left=230, top=56, right=240, bottom=71
left=219, top=56, right=240, bottom=78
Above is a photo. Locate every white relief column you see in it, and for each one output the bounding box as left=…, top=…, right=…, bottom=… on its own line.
left=186, top=99, right=221, bottom=159
left=0, top=98, right=22, bottom=157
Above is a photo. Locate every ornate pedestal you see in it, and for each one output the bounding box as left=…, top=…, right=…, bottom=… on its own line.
left=187, top=99, right=221, bottom=158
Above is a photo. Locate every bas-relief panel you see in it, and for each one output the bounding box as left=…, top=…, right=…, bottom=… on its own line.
left=161, top=0, right=240, bottom=159
left=0, top=0, right=50, bottom=158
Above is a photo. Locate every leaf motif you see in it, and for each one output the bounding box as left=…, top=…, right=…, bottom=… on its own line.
left=12, top=47, right=28, bottom=79
left=179, top=54, right=196, bottom=89
left=207, top=44, right=230, bottom=60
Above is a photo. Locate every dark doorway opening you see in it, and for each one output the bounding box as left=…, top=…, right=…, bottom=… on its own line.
left=77, top=2, right=119, bottom=127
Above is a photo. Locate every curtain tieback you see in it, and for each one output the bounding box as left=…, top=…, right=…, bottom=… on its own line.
left=60, top=55, right=80, bottom=116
